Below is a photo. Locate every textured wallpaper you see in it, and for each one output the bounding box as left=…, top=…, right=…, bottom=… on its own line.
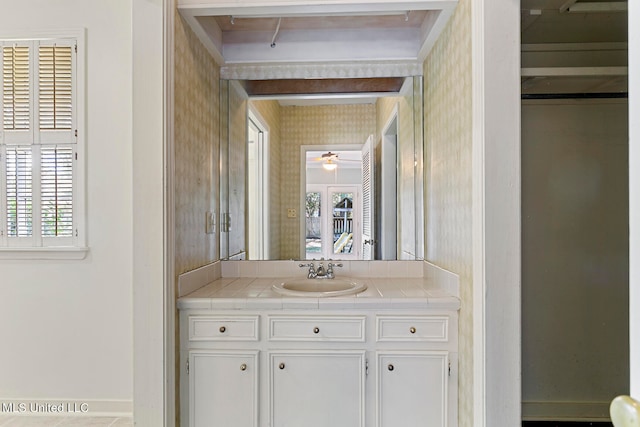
left=423, top=0, right=473, bottom=425
left=280, top=104, right=377, bottom=259
left=174, top=14, right=220, bottom=275
left=249, top=99, right=282, bottom=259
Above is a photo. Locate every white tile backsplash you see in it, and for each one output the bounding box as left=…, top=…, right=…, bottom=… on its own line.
left=178, top=261, right=222, bottom=297
left=424, top=260, right=460, bottom=297
left=219, top=260, right=426, bottom=279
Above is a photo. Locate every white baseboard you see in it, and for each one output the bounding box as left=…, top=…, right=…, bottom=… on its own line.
left=522, top=400, right=612, bottom=421
left=0, top=399, right=133, bottom=418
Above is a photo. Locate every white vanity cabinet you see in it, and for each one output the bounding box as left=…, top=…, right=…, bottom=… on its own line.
left=180, top=308, right=458, bottom=427
left=377, top=351, right=448, bottom=427
left=375, top=315, right=454, bottom=427
left=270, top=350, right=366, bottom=427
left=188, top=350, right=258, bottom=427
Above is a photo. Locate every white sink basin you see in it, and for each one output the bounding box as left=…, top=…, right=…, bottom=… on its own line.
left=272, top=278, right=367, bottom=297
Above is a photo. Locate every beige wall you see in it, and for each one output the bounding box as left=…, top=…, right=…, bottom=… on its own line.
left=174, top=14, right=220, bottom=275
left=522, top=100, right=629, bottom=419
left=279, top=104, right=376, bottom=259
left=423, top=0, right=473, bottom=425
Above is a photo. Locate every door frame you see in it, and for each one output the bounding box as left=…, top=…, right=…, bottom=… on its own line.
left=299, top=144, right=363, bottom=260
left=247, top=106, right=270, bottom=260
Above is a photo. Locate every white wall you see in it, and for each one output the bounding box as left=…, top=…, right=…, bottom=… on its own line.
left=521, top=100, right=629, bottom=420
left=0, top=0, right=133, bottom=413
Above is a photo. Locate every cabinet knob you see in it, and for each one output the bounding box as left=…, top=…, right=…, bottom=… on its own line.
left=279, top=363, right=285, bottom=370
left=240, top=363, right=247, bottom=371
left=313, top=327, right=320, bottom=334
left=219, top=326, right=226, bottom=333
left=388, top=364, right=394, bottom=371
left=409, top=326, right=416, bottom=334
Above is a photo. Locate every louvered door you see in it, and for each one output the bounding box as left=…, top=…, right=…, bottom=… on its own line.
left=361, top=135, right=374, bottom=260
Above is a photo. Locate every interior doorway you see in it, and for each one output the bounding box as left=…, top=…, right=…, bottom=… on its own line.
left=377, top=113, right=398, bottom=260
left=247, top=108, right=269, bottom=260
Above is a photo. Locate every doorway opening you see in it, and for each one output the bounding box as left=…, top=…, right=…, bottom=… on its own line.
left=247, top=108, right=269, bottom=259
left=377, top=113, right=398, bottom=260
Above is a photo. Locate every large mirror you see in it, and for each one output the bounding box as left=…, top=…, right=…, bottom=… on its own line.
left=219, top=76, right=424, bottom=261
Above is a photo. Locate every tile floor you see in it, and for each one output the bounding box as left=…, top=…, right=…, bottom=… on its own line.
left=0, top=416, right=133, bottom=426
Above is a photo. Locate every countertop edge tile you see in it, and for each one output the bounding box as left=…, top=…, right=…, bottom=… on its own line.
left=178, top=277, right=461, bottom=310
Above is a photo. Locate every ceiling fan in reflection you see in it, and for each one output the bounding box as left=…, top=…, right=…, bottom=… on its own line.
left=311, top=152, right=360, bottom=171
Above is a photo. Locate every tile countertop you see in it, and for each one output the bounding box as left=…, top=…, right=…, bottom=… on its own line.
left=177, top=277, right=460, bottom=311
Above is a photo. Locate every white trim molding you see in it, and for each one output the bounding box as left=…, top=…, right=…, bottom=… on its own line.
left=132, top=0, right=165, bottom=425
left=220, top=61, right=422, bottom=80
left=472, top=0, right=521, bottom=426
left=629, top=0, right=640, bottom=400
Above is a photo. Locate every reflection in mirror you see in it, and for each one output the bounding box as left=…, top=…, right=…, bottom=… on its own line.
left=219, top=76, right=424, bottom=261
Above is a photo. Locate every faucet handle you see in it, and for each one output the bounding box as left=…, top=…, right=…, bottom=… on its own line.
left=299, top=262, right=314, bottom=268
left=328, top=262, right=343, bottom=268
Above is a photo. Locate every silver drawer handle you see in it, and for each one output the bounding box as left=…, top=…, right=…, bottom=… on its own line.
left=240, top=364, right=247, bottom=371
left=219, top=326, right=226, bottom=333
left=388, top=364, right=394, bottom=371
left=313, top=327, right=320, bottom=334
left=409, top=327, right=416, bottom=334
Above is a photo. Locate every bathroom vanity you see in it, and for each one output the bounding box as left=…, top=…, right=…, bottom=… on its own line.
left=178, top=275, right=459, bottom=427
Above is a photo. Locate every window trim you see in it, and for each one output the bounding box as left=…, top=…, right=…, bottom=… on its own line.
left=0, top=28, right=86, bottom=260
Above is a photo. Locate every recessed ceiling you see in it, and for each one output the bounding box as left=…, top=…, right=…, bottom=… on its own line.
left=177, top=1, right=458, bottom=67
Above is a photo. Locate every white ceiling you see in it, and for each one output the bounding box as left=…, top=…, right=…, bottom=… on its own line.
left=177, top=0, right=458, bottom=66
left=177, top=0, right=629, bottom=97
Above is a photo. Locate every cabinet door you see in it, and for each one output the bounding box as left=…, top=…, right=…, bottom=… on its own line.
left=270, top=351, right=366, bottom=427
left=189, top=350, right=258, bottom=427
left=377, top=351, right=448, bottom=427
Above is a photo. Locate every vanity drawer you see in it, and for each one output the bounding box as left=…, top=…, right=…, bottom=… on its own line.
left=376, top=315, right=449, bottom=342
left=268, top=315, right=366, bottom=342
left=189, top=315, right=259, bottom=341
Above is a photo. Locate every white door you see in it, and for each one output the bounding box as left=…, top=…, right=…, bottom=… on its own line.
left=361, top=135, right=375, bottom=260
left=189, top=350, right=258, bottom=427
left=270, top=351, right=366, bottom=427
left=377, top=351, right=448, bottom=427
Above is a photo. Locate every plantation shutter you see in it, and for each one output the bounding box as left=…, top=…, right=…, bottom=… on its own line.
left=1, top=38, right=77, bottom=247
left=2, top=44, right=31, bottom=136
left=5, top=146, right=33, bottom=237
left=40, top=146, right=73, bottom=237
left=38, top=44, right=73, bottom=132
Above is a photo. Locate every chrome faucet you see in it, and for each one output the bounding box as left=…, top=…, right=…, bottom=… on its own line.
left=326, top=262, right=343, bottom=279
left=315, top=259, right=326, bottom=277
left=299, top=258, right=343, bottom=279
left=299, top=262, right=317, bottom=279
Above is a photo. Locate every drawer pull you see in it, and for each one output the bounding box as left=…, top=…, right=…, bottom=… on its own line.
left=219, top=326, right=226, bottom=333
left=240, top=363, right=247, bottom=371
left=409, top=327, right=416, bottom=334
left=388, top=364, right=395, bottom=371
left=313, top=327, right=320, bottom=334
left=279, top=363, right=286, bottom=370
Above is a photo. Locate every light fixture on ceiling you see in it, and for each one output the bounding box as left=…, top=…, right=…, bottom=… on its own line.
left=323, top=158, right=338, bottom=171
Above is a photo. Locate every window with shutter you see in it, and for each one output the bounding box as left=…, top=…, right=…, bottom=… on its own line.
left=0, top=32, right=85, bottom=258
left=2, top=45, right=30, bottom=131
